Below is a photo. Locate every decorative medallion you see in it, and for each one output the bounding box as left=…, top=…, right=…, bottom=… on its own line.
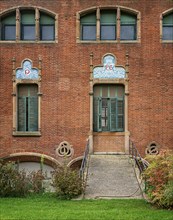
left=93, top=54, right=126, bottom=79
left=55, top=141, right=73, bottom=157
left=16, top=60, right=39, bottom=79
left=145, top=141, right=160, bottom=155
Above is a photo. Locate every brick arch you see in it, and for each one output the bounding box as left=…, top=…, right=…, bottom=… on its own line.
left=78, top=5, right=140, bottom=16
left=67, top=156, right=83, bottom=170
left=0, top=6, right=56, bottom=17
left=1, top=152, right=61, bottom=169
left=161, top=7, right=173, bottom=16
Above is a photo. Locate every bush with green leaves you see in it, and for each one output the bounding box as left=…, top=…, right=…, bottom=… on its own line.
left=143, top=152, right=173, bottom=209
left=0, top=160, right=29, bottom=197
left=52, top=165, right=83, bottom=200
left=0, top=160, right=45, bottom=197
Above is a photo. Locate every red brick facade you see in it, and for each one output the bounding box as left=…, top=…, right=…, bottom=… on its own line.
left=0, top=0, right=173, bottom=167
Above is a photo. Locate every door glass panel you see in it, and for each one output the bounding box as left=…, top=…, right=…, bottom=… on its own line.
left=110, top=85, right=116, bottom=97
left=102, top=86, right=108, bottom=97
left=117, top=85, right=125, bottom=97
left=101, top=98, right=108, bottom=130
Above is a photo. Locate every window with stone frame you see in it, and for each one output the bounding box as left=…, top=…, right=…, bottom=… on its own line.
left=0, top=8, right=56, bottom=41
left=93, top=84, right=125, bottom=132
left=78, top=7, right=140, bottom=42
left=12, top=59, right=42, bottom=136
left=162, top=11, right=173, bottom=41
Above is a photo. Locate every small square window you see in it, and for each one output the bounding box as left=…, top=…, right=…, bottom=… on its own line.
left=121, top=25, right=136, bottom=40
left=40, top=25, right=55, bottom=41
left=82, top=25, right=96, bottom=40
left=101, top=25, right=116, bottom=40
left=22, top=25, right=35, bottom=40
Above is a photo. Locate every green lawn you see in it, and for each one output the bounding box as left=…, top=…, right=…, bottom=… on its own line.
left=0, top=195, right=172, bottom=220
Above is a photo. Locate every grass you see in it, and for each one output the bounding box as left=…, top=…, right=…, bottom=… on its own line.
left=0, top=194, right=172, bottom=220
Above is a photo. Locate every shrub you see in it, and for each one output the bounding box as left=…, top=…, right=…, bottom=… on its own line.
left=143, top=152, right=173, bottom=209
left=0, top=160, right=29, bottom=197
left=52, top=165, right=83, bottom=199
left=0, top=160, right=46, bottom=197
left=27, top=170, right=45, bottom=193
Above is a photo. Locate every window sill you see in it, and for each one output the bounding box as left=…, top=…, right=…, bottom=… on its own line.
left=13, top=131, right=41, bottom=137
left=93, top=132, right=125, bottom=136
left=77, top=39, right=140, bottom=44
left=161, top=40, right=173, bottom=43
left=0, top=40, right=57, bottom=44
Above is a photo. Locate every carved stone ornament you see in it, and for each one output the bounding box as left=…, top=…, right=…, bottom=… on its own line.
left=145, top=141, right=160, bottom=155
left=55, top=141, right=74, bottom=157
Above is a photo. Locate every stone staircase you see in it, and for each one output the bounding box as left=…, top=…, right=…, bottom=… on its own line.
left=84, top=154, right=143, bottom=199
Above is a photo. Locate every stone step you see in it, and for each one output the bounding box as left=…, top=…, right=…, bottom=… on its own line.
left=84, top=154, right=143, bottom=199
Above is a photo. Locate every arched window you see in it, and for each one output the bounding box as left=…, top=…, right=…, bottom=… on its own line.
left=78, top=7, right=140, bottom=42
left=1, top=12, right=16, bottom=40
left=0, top=8, right=56, bottom=41
left=162, top=11, right=173, bottom=41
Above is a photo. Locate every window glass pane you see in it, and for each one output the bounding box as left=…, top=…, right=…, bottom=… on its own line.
left=102, top=85, right=108, bottom=97
left=22, top=25, right=35, bottom=40
left=117, top=85, right=125, bottom=97
left=82, top=25, right=96, bottom=40
left=81, top=13, right=96, bottom=24
left=101, top=10, right=116, bottom=24
left=163, top=26, right=173, bottom=40
left=101, top=25, right=116, bottom=40
left=121, top=13, right=136, bottom=24
left=21, top=11, right=35, bottom=24
left=121, top=25, right=136, bottom=40
left=41, top=25, right=54, bottom=40
left=93, top=86, right=100, bottom=97
left=40, top=13, right=54, bottom=25
left=110, top=85, right=116, bottom=98
left=163, top=13, right=173, bottom=25
left=3, top=25, right=16, bottom=40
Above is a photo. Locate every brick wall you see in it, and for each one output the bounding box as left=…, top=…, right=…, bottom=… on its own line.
left=0, top=0, right=173, bottom=163
left=93, top=133, right=125, bottom=153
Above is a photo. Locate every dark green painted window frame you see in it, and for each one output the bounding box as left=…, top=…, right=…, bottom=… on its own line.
left=17, top=84, right=38, bottom=132
left=93, top=85, right=124, bottom=132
